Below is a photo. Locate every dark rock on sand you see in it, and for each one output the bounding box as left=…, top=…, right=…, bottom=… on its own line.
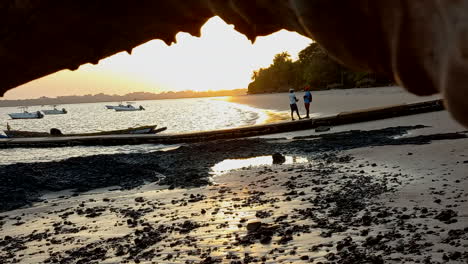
left=434, top=209, right=458, bottom=223
left=272, top=153, right=286, bottom=164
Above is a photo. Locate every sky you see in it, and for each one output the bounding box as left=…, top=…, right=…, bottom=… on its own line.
left=3, top=17, right=312, bottom=100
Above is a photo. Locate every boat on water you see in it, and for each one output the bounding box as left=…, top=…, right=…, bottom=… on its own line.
left=114, top=102, right=145, bottom=112
left=105, top=102, right=126, bottom=109
left=8, top=107, right=44, bottom=119
left=42, top=105, right=67, bottom=115
left=4, top=125, right=166, bottom=138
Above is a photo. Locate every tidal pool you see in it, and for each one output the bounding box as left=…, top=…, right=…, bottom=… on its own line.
left=211, top=155, right=309, bottom=176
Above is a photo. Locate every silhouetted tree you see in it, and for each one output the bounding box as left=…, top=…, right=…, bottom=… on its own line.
left=248, top=43, right=394, bottom=94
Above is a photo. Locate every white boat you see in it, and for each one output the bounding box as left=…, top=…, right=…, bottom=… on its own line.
left=105, top=102, right=126, bottom=109
left=42, top=105, right=67, bottom=115
left=114, top=103, right=145, bottom=112
left=8, top=107, right=44, bottom=119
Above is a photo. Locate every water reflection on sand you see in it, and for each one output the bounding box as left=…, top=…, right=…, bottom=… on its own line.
left=211, top=155, right=309, bottom=176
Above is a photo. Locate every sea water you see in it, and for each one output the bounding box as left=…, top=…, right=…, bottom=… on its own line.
left=0, top=97, right=268, bottom=165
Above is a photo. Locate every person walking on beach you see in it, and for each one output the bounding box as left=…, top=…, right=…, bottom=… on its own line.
left=303, top=85, right=312, bottom=118
left=289, top=89, right=301, bottom=120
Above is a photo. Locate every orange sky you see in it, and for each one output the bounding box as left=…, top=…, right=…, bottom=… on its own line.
left=3, top=17, right=312, bottom=100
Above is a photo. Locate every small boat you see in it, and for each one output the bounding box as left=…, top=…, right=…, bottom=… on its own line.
left=105, top=102, right=126, bottom=109
left=4, top=125, right=166, bottom=138
left=42, top=105, right=67, bottom=115
left=114, top=102, right=145, bottom=112
left=8, top=107, right=44, bottom=119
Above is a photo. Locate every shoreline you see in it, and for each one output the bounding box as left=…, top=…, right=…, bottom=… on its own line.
left=0, top=99, right=444, bottom=148
left=227, top=86, right=440, bottom=114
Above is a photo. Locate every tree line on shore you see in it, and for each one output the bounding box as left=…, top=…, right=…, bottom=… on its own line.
left=248, top=43, right=395, bottom=94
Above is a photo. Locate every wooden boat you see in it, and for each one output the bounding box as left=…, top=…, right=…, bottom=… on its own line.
left=4, top=125, right=166, bottom=138
left=4, top=130, right=49, bottom=138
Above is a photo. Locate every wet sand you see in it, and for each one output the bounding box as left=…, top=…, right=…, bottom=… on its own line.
left=1, top=111, right=467, bottom=263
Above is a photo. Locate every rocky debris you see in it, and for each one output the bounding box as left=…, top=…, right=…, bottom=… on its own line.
left=176, top=220, right=204, bottom=234
left=198, top=256, right=222, bottom=264
left=255, top=210, right=272, bottom=219
left=315, top=126, right=331, bottom=132
left=434, top=209, right=458, bottom=223
left=44, top=225, right=169, bottom=263
left=246, top=221, right=262, bottom=232
left=443, top=229, right=468, bottom=244
left=236, top=222, right=277, bottom=246
left=272, top=153, right=286, bottom=164
left=0, top=125, right=464, bottom=212
left=76, top=206, right=107, bottom=218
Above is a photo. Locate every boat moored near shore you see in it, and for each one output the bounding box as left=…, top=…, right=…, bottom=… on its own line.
left=41, top=105, right=67, bottom=115
left=105, top=102, right=126, bottom=109
left=3, top=125, right=166, bottom=138
left=114, top=103, right=145, bottom=112
left=8, top=107, right=44, bottom=119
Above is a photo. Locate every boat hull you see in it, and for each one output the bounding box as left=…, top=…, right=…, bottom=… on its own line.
left=114, top=107, right=143, bottom=112
left=4, top=125, right=166, bottom=138
left=8, top=112, right=44, bottom=119
left=106, top=104, right=125, bottom=109
left=42, top=109, right=67, bottom=115
left=4, top=130, right=50, bottom=138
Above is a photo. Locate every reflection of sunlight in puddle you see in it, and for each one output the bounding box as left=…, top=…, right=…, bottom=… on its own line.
left=392, top=131, right=412, bottom=139
left=211, top=155, right=309, bottom=175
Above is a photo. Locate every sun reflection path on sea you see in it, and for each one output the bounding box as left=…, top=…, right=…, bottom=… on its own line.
left=213, top=96, right=270, bottom=125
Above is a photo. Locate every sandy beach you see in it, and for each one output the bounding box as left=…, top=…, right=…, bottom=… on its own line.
left=228, top=87, right=441, bottom=120
left=1, top=90, right=467, bottom=263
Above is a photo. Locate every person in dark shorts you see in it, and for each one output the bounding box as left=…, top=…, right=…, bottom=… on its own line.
left=303, top=85, right=312, bottom=118
left=288, top=89, right=301, bottom=120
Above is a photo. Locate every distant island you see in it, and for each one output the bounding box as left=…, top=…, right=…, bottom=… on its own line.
left=0, top=89, right=247, bottom=107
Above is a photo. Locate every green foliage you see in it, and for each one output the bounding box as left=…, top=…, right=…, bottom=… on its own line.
left=248, top=43, right=394, bottom=94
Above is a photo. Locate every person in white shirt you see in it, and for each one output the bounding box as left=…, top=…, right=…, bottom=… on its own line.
left=288, top=89, right=302, bottom=120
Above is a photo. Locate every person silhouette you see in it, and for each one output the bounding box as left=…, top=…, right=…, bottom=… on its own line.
left=288, top=89, right=301, bottom=120
left=303, top=85, right=312, bottom=118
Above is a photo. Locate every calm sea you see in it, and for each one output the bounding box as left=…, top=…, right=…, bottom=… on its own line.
left=0, top=97, right=268, bottom=165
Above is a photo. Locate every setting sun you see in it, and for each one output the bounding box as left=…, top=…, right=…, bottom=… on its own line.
left=3, top=16, right=311, bottom=100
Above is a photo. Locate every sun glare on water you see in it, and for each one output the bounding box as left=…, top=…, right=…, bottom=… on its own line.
left=5, top=16, right=311, bottom=99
